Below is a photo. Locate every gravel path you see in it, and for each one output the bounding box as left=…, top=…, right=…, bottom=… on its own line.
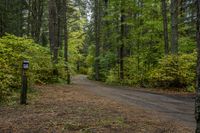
left=73, top=75, right=195, bottom=129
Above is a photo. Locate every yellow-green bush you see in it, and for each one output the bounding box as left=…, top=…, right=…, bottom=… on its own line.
left=106, top=67, right=119, bottom=84
left=148, top=53, right=196, bottom=89
left=106, top=56, right=149, bottom=86
left=106, top=52, right=196, bottom=91
left=0, top=35, right=67, bottom=102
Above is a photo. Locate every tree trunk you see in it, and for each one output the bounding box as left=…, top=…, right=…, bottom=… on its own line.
left=120, top=0, right=125, bottom=80
left=48, top=0, right=59, bottom=66
left=162, top=0, right=169, bottom=55
left=103, top=0, right=109, bottom=51
left=94, top=0, right=100, bottom=81
left=195, top=0, right=200, bottom=132
left=27, top=0, right=31, bottom=36
left=56, top=0, right=63, bottom=48
left=31, top=0, right=44, bottom=43
left=0, top=12, right=3, bottom=36
left=19, top=1, right=24, bottom=36
left=63, top=0, right=70, bottom=84
left=171, top=0, right=178, bottom=54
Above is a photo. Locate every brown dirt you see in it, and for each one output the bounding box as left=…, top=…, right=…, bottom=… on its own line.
left=0, top=84, right=194, bottom=133
left=73, top=75, right=195, bottom=128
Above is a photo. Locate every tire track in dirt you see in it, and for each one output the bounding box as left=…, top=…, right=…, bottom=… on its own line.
left=73, top=75, right=195, bottom=129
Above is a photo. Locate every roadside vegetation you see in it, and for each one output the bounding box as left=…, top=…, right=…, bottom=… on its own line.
left=0, top=35, right=67, bottom=103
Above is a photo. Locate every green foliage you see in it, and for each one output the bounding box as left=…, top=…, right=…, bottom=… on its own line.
left=0, top=0, right=26, bottom=36
left=148, top=53, right=196, bottom=89
left=106, top=67, right=119, bottom=84
left=0, top=35, right=67, bottom=102
left=106, top=56, right=149, bottom=86
left=85, top=0, right=196, bottom=92
left=106, top=52, right=196, bottom=91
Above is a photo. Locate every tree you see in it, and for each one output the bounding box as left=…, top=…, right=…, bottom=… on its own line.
left=0, top=0, right=26, bottom=36
left=29, top=0, right=45, bottom=43
left=102, top=0, right=109, bottom=51
left=196, top=0, right=200, bottom=132
left=63, top=0, right=71, bottom=84
left=161, top=0, right=169, bottom=55
left=170, top=0, right=178, bottom=54
left=48, top=0, right=59, bottom=66
left=94, top=0, right=100, bottom=81
left=119, top=0, right=125, bottom=80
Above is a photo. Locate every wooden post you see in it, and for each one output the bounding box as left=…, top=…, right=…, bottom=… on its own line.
left=21, top=70, right=27, bottom=104
left=20, top=60, right=29, bottom=105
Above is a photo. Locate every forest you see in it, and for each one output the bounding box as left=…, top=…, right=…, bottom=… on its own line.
left=0, top=0, right=200, bottom=132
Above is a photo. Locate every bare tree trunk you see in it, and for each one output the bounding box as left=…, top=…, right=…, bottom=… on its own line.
left=27, top=0, right=31, bottom=36
left=170, top=0, right=178, bottom=54
left=48, top=0, right=59, bottom=70
left=103, top=0, right=109, bottom=51
left=19, top=1, right=24, bottom=36
left=120, top=0, right=125, bottom=80
left=63, top=0, right=70, bottom=84
left=56, top=0, right=63, bottom=48
left=162, top=0, right=169, bottom=55
left=0, top=12, right=3, bottom=36
left=94, top=0, right=100, bottom=81
left=195, top=0, right=200, bottom=132
left=31, top=0, right=44, bottom=43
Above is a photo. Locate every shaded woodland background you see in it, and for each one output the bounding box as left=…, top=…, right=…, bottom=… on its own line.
left=0, top=0, right=198, bottom=102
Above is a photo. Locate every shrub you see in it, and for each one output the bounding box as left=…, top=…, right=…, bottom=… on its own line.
left=106, top=67, right=120, bottom=84
left=0, top=35, right=67, bottom=102
left=148, top=53, right=196, bottom=89
left=106, top=56, right=149, bottom=86
left=106, top=52, right=196, bottom=91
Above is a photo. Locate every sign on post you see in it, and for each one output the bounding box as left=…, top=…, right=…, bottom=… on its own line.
left=20, top=60, right=29, bottom=105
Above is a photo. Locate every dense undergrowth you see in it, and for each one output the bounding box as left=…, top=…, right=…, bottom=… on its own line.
left=86, top=51, right=196, bottom=92
left=0, top=35, right=67, bottom=103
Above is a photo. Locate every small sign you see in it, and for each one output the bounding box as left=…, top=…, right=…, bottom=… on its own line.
left=23, top=60, right=29, bottom=70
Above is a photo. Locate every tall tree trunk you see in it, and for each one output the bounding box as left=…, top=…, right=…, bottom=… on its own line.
left=56, top=0, right=62, bottom=48
left=120, top=0, right=125, bottom=80
left=94, top=0, right=100, bottom=81
left=170, top=0, right=178, bottom=54
left=63, top=0, right=70, bottom=84
left=105, top=0, right=108, bottom=7
left=162, top=0, right=169, bottom=55
left=27, top=0, right=31, bottom=36
left=19, top=1, right=24, bottom=36
left=195, top=0, right=200, bottom=132
left=31, top=0, right=44, bottom=43
left=48, top=0, right=59, bottom=66
left=0, top=12, right=3, bottom=36
left=103, top=0, right=109, bottom=50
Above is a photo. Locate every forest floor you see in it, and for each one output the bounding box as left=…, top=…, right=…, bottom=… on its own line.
left=0, top=75, right=195, bottom=133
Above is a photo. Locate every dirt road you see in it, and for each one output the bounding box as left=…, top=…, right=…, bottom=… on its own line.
left=73, top=75, right=195, bottom=128
left=0, top=75, right=194, bottom=132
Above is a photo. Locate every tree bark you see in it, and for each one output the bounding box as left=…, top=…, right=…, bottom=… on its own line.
left=120, top=0, right=125, bottom=80
left=170, top=0, right=178, bottom=54
left=196, top=0, right=200, bottom=132
left=162, top=0, right=169, bottom=55
left=31, top=0, right=44, bottom=43
left=94, top=0, right=100, bottom=81
left=27, top=0, right=31, bottom=36
left=103, top=0, right=109, bottom=51
left=48, top=0, right=59, bottom=65
left=63, top=0, right=70, bottom=84
left=0, top=12, right=3, bottom=36
left=56, top=0, right=63, bottom=48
